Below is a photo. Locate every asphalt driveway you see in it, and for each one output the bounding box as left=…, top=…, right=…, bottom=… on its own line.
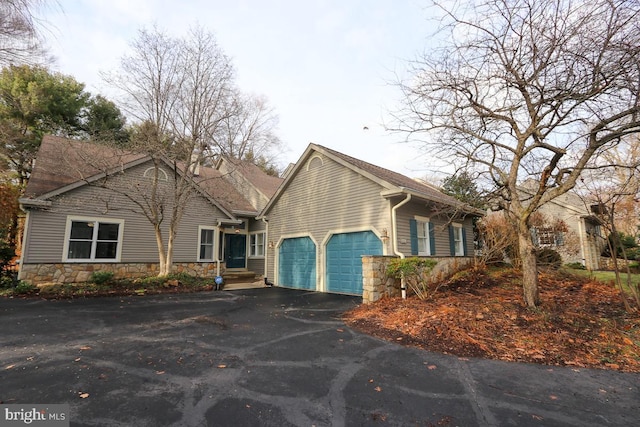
left=1, top=288, right=638, bottom=426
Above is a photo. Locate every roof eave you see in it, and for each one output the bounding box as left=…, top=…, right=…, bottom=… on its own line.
left=382, top=187, right=484, bottom=216
left=19, top=198, right=52, bottom=209
left=232, top=209, right=259, bottom=217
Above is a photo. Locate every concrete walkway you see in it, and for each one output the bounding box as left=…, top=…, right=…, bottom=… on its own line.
left=0, top=287, right=638, bottom=426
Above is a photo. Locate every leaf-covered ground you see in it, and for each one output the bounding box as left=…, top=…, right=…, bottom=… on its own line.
left=343, top=268, right=640, bottom=372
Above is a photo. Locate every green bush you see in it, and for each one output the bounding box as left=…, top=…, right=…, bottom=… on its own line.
left=387, top=257, right=438, bottom=300
left=0, top=275, right=16, bottom=289
left=14, top=282, right=38, bottom=295
left=564, top=262, right=586, bottom=270
left=89, top=271, right=114, bottom=285
left=0, top=241, right=15, bottom=275
left=536, top=248, right=562, bottom=269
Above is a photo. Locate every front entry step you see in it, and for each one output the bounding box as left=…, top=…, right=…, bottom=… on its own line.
left=222, top=270, right=259, bottom=284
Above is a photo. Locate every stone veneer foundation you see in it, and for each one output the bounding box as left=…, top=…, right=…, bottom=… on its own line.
left=362, top=256, right=475, bottom=304
left=18, top=262, right=223, bottom=285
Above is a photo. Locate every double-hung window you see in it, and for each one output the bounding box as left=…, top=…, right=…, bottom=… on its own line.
left=64, top=217, right=124, bottom=261
left=410, top=217, right=434, bottom=256
left=198, top=227, right=216, bottom=261
left=417, top=220, right=431, bottom=256
left=249, top=232, right=265, bottom=257
left=451, top=223, right=466, bottom=256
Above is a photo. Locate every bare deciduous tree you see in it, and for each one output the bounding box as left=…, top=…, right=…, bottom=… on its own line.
left=212, top=92, right=282, bottom=163
left=102, top=26, right=235, bottom=276
left=394, top=0, right=640, bottom=306
left=103, top=25, right=282, bottom=276
left=0, top=0, right=48, bottom=65
left=578, top=145, right=640, bottom=311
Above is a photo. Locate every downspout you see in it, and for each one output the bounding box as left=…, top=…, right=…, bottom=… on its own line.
left=216, top=220, right=223, bottom=277
left=261, top=216, right=269, bottom=280
left=391, top=193, right=412, bottom=299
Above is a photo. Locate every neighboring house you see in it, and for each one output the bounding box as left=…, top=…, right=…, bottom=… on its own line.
left=258, top=143, right=484, bottom=296
left=519, top=182, right=606, bottom=270
left=18, top=135, right=282, bottom=284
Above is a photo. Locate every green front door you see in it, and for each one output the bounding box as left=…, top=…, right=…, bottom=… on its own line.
left=225, top=234, right=246, bottom=269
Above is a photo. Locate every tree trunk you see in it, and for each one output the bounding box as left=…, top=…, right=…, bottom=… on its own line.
left=518, top=226, right=540, bottom=307
left=154, top=225, right=169, bottom=277
left=164, top=226, right=176, bottom=278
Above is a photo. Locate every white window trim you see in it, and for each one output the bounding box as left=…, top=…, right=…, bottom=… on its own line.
left=452, top=222, right=464, bottom=257
left=197, top=226, right=216, bottom=262
left=306, top=155, right=324, bottom=171
left=62, top=215, right=124, bottom=262
left=249, top=231, right=266, bottom=258
left=415, top=216, right=431, bottom=256
left=143, top=167, right=168, bottom=181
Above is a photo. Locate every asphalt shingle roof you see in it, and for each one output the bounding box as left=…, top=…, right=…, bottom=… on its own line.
left=23, top=135, right=262, bottom=214
left=24, top=135, right=146, bottom=198
left=316, top=144, right=469, bottom=208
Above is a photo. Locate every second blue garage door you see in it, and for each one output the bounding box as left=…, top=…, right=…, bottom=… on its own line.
left=326, top=231, right=383, bottom=295
left=278, top=237, right=316, bottom=290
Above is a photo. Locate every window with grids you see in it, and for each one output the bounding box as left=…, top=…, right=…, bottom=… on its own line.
left=66, top=218, right=123, bottom=261
left=533, top=227, right=564, bottom=247
left=452, top=224, right=465, bottom=256
left=417, top=221, right=431, bottom=256
left=199, top=227, right=215, bottom=261
left=250, top=232, right=265, bottom=257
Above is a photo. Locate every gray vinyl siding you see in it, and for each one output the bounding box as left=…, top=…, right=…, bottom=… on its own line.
left=265, top=153, right=391, bottom=279
left=396, top=200, right=475, bottom=256
left=248, top=217, right=266, bottom=232
left=247, top=217, right=266, bottom=275
left=23, top=161, right=230, bottom=264
left=247, top=258, right=265, bottom=275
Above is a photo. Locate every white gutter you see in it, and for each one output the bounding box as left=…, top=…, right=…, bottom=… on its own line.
left=391, top=193, right=412, bottom=299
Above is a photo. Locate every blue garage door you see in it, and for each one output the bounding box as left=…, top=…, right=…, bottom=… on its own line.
left=278, top=237, right=316, bottom=290
left=326, top=231, right=383, bottom=295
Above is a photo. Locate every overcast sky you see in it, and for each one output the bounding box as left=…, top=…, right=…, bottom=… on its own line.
left=40, top=0, right=442, bottom=178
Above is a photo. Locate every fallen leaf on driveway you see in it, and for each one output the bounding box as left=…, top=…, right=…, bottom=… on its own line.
left=374, top=386, right=382, bottom=392
left=79, top=346, right=91, bottom=351
left=427, top=365, right=437, bottom=370
left=78, top=392, right=89, bottom=399
left=5, top=364, right=15, bottom=370
left=549, top=395, right=558, bottom=400
left=217, top=364, right=227, bottom=369
left=336, top=328, right=344, bottom=332
left=155, top=371, right=165, bottom=375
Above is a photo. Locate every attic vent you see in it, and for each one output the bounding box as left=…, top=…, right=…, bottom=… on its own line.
left=307, top=155, right=323, bottom=171
left=143, top=167, right=168, bottom=181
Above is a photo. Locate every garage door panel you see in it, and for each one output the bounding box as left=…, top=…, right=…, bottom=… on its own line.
left=326, top=231, right=382, bottom=295
left=279, top=237, right=316, bottom=290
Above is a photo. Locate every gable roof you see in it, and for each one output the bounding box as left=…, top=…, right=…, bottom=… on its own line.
left=24, top=135, right=147, bottom=198
left=215, top=156, right=283, bottom=199
left=192, top=166, right=258, bottom=215
left=261, top=143, right=484, bottom=216
left=518, top=179, right=599, bottom=220
left=21, top=135, right=256, bottom=217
